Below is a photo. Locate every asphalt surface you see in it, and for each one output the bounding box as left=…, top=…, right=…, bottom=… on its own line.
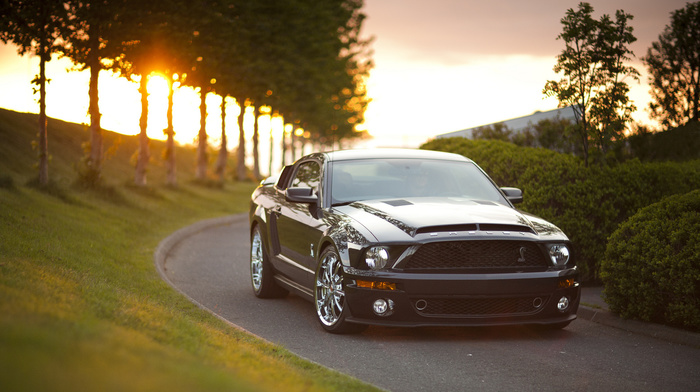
left=155, top=214, right=700, bottom=391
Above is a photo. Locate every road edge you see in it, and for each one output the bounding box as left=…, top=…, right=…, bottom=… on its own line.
left=577, top=305, right=700, bottom=348
left=153, top=214, right=384, bottom=390
left=154, top=214, right=254, bottom=334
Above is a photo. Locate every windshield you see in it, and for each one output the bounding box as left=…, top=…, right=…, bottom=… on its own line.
left=331, top=159, right=507, bottom=205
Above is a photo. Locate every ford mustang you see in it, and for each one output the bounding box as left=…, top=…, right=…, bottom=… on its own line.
left=248, top=148, right=579, bottom=333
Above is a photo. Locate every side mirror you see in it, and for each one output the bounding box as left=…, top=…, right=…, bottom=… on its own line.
left=500, top=187, right=523, bottom=204
left=285, top=187, right=318, bottom=204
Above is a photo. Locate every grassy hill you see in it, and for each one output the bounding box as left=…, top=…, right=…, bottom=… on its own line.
left=0, top=108, right=199, bottom=187
left=0, top=108, right=376, bottom=391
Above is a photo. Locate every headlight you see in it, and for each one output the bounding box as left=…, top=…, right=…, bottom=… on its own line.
left=547, top=244, right=570, bottom=266
left=365, top=246, right=389, bottom=270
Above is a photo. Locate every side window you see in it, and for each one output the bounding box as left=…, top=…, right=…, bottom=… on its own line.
left=291, top=161, right=321, bottom=190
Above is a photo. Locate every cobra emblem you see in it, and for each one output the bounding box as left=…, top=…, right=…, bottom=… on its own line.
left=517, top=246, right=527, bottom=263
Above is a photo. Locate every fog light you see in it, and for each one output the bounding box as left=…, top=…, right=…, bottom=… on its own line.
left=557, top=296, right=570, bottom=312
left=373, top=299, right=394, bottom=316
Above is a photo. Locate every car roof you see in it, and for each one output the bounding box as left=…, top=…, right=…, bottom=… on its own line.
left=314, top=148, right=472, bottom=163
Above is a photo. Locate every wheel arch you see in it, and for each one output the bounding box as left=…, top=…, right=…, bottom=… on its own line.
left=317, top=234, right=351, bottom=268
left=249, top=216, right=273, bottom=257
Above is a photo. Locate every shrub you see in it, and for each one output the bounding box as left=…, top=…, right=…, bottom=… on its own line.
left=523, top=159, right=700, bottom=280
left=421, top=138, right=576, bottom=188
left=600, top=190, right=700, bottom=331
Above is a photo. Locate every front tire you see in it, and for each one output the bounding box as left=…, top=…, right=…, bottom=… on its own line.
left=250, top=225, right=287, bottom=298
left=314, top=246, right=366, bottom=334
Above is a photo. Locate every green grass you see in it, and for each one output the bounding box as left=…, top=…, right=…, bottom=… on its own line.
left=0, top=108, right=377, bottom=391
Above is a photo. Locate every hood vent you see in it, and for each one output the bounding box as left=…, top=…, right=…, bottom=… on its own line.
left=416, top=224, right=478, bottom=234
left=415, top=223, right=535, bottom=235
left=478, top=224, right=536, bottom=234
left=383, top=199, right=413, bottom=207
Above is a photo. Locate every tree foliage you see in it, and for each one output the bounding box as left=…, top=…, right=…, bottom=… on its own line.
left=2, top=0, right=373, bottom=185
left=643, top=1, right=700, bottom=129
left=543, top=2, right=639, bottom=166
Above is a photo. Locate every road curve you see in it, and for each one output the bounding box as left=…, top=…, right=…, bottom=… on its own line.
left=156, top=214, right=700, bottom=392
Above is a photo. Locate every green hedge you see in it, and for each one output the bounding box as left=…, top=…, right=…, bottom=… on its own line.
left=422, top=138, right=700, bottom=280
left=600, top=190, right=700, bottom=331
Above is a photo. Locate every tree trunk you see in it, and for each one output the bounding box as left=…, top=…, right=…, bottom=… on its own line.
left=37, top=35, right=49, bottom=187
left=165, top=75, right=177, bottom=186
left=269, top=116, right=275, bottom=175
left=280, top=121, right=287, bottom=167
left=290, top=126, right=296, bottom=162
left=87, top=28, right=102, bottom=183
left=252, top=105, right=261, bottom=181
left=215, top=96, right=228, bottom=183
left=236, top=97, right=246, bottom=181
left=196, top=89, right=208, bottom=180
left=134, top=74, right=150, bottom=186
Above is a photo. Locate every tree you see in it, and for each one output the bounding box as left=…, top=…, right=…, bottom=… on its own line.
left=178, top=0, right=235, bottom=181
left=590, top=9, right=639, bottom=156
left=214, top=95, right=229, bottom=184
left=61, top=0, right=130, bottom=186
left=0, top=0, right=70, bottom=186
left=543, top=2, right=639, bottom=166
left=165, top=74, right=177, bottom=186
left=112, top=0, right=190, bottom=186
left=643, top=1, right=700, bottom=129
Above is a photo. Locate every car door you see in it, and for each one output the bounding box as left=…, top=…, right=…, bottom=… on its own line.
left=275, top=159, right=324, bottom=288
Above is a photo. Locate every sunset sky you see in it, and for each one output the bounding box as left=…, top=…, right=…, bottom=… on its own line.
left=0, top=0, right=691, bottom=173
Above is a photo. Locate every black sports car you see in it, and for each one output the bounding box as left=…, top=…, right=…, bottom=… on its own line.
left=249, top=149, right=579, bottom=333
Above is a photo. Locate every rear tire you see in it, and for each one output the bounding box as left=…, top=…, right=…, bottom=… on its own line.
left=250, top=226, right=287, bottom=298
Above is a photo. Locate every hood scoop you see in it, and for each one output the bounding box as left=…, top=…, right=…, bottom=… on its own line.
left=416, top=224, right=478, bottom=235
left=415, top=223, right=536, bottom=236
left=383, top=199, right=413, bottom=207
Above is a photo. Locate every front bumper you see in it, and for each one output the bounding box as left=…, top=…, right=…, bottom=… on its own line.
left=343, top=268, right=580, bottom=327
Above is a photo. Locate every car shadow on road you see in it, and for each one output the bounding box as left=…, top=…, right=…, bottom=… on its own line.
left=353, top=324, right=574, bottom=343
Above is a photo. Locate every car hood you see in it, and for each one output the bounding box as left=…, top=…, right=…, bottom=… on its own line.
left=335, top=197, right=567, bottom=242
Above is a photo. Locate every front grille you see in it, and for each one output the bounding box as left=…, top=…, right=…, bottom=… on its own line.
left=402, top=240, right=548, bottom=271
left=413, top=296, right=549, bottom=317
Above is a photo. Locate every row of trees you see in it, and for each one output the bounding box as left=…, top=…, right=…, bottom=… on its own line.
left=542, top=2, right=699, bottom=166
left=0, top=0, right=373, bottom=186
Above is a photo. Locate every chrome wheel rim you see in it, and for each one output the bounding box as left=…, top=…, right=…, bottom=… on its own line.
left=315, top=250, right=345, bottom=326
left=250, top=230, right=263, bottom=292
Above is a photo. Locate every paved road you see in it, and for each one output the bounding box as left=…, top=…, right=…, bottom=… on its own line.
left=159, top=215, right=700, bottom=391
